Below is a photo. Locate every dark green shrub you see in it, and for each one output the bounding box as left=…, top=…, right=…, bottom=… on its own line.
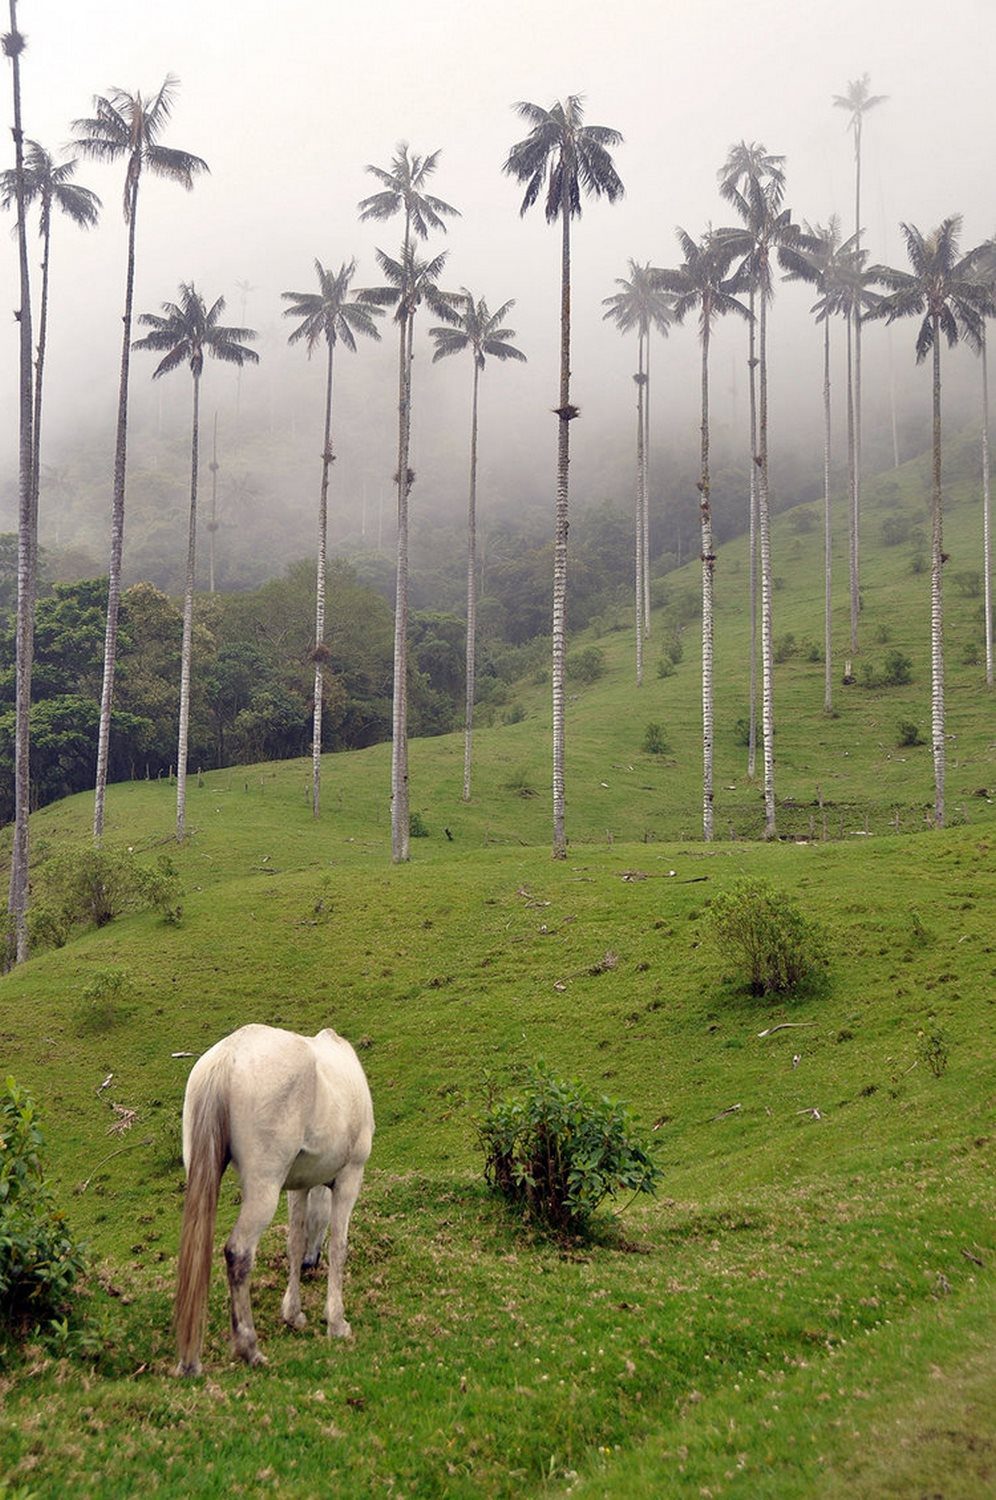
left=567, top=646, right=606, bottom=685
left=409, top=810, right=430, bottom=838
left=897, top=719, right=924, bottom=748
left=709, top=877, right=830, bottom=997
left=642, top=722, right=670, bottom=756
left=733, top=716, right=751, bottom=747
left=774, top=632, right=797, bottom=663
left=0, top=1078, right=87, bottom=1345
left=478, top=1065, right=661, bottom=1235
left=656, top=655, right=675, bottom=679
left=27, top=846, right=183, bottom=950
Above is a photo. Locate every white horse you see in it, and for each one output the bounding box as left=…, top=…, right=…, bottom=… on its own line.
left=174, top=1023, right=374, bottom=1376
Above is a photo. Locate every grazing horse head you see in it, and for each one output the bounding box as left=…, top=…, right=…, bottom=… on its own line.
left=173, top=1023, right=374, bottom=1376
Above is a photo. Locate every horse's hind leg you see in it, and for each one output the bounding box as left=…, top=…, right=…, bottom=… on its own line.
left=324, top=1161, right=365, bottom=1339
left=225, top=1179, right=281, bottom=1366
left=280, top=1189, right=309, bottom=1331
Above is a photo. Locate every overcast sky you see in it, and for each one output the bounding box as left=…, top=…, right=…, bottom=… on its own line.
left=3, top=0, right=995, bottom=546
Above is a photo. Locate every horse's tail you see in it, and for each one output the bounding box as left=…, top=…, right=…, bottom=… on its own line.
left=174, top=1069, right=230, bottom=1376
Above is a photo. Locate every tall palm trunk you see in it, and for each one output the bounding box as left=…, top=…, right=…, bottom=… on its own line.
left=390, top=304, right=412, bottom=861
left=757, top=289, right=776, bottom=838
left=462, top=356, right=480, bottom=801
left=175, top=367, right=201, bottom=842
left=822, top=314, right=833, bottom=714
left=643, top=335, right=652, bottom=636
left=845, top=309, right=858, bottom=661
left=634, top=331, right=645, bottom=687
left=930, top=322, right=945, bottom=826
left=551, top=198, right=573, bottom=860
left=699, top=316, right=714, bottom=842
left=208, top=411, right=218, bottom=594
left=93, top=175, right=140, bottom=840
left=312, top=340, right=335, bottom=819
left=746, top=285, right=759, bottom=780
left=852, top=117, right=864, bottom=654
left=31, top=205, right=50, bottom=553
left=5, top=1, right=34, bottom=965
left=981, top=323, right=992, bottom=688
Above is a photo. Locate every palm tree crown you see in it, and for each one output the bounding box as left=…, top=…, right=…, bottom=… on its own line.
left=652, top=228, right=750, bottom=332
left=364, top=244, right=459, bottom=329
left=428, top=290, right=526, bottom=369
left=0, top=139, right=101, bottom=235
left=833, top=74, right=888, bottom=151
left=502, top=95, right=623, bottom=219
left=602, top=259, right=674, bottom=340
left=133, top=283, right=259, bottom=377
left=870, top=217, right=993, bottom=358
left=358, top=143, right=459, bottom=239
left=282, top=259, right=383, bottom=354
left=72, top=76, right=208, bottom=219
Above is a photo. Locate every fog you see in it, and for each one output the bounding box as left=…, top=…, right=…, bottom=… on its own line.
left=3, top=0, right=995, bottom=579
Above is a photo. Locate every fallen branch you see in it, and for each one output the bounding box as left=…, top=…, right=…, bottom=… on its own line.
left=711, top=1103, right=741, bottom=1120
left=76, top=1137, right=153, bottom=1194
left=171, top=1051, right=195, bottom=1058
left=962, top=1248, right=984, bottom=1267
left=796, top=1107, right=822, bottom=1120
left=757, top=1022, right=816, bottom=1038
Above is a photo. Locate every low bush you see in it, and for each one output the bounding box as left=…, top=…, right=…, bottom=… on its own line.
left=642, top=722, right=671, bottom=756
left=709, top=877, right=830, bottom=997
left=478, top=1065, right=661, bottom=1236
left=0, top=1078, right=87, bottom=1346
left=897, top=719, right=924, bottom=748
left=28, top=847, right=182, bottom=950
left=567, top=646, right=606, bottom=685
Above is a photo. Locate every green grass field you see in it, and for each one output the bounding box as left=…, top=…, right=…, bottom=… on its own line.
left=1, top=446, right=994, bottom=1497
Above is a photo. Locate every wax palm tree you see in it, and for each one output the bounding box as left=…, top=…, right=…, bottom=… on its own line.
left=3, top=2, right=33, bottom=964
left=834, top=75, right=888, bottom=576
left=1, top=143, right=100, bottom=550
left=602, top=262, right=674, bottom=681
left=719, top=141, right=796, bottom=837
left=358, top=144, right=458, bottom=863
left=653, top=230, right=750, bottom=842
left=966, top=237, right=996, bottom=687
left=133, top=284, right=257, bottom=841
left=429, top=290, right=526, bottom=802
left=72, top=77, right=208, bottom=840
left=504, top=96, right=624, bottom=859
left=779, top=219, right=867, bottom=713
left=283, top=259, right=383, bottom=819
left=869, top=219, right=995, bottom=825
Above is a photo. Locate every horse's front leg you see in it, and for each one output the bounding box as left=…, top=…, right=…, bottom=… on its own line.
left=225, top=1180, right=281, bottom=1366
left=280, top=1189, right=309, bottom=1330
left=324, top=1161, right=365, bottom=1339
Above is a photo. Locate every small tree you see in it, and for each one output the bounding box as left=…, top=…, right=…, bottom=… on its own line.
left=709, top=877, right=829, bottom=996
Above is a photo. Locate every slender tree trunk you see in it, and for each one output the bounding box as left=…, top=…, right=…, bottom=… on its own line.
left=5, top=1, right=34, bottom=966
left=746, top=285, right=759, bottom=780
left=852, top=117, right=863, bottom=653
left=462, top=357, right=480, bottom=801
left=208, top=410, right=218, bottom=594
left=822, top=315, right=833, bottom=714
left=390, top=308, right=412, bottom=862
left=846, top=308, right=858, bottom=661
left=551, top=198, right=572, bottom=860
left=700, top=317, right=714, bottom=842
left=31, top=208, right=49, bottom=557
left=634, top=331, right=645, bottom=687
left=643, top=334, right=652, bottom=636
left=93, top=173, right=140, bottom=841
left=930, top=324, right=945, bottom=827
left=981, top=322, right=992, bottom=688
left=312, top=340, right=335, bottom=819
left=757, top=289, right=776, bottom=839
left=175, top=369, right=201, bottom=842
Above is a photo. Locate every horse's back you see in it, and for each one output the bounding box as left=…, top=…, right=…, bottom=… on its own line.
left=186, top=1024, right=373, bottom=1191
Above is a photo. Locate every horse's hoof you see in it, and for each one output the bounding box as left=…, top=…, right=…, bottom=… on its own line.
left=291, top=1312, right=307, bottom=1330
left=174, top=1359, right=202, bottom=1378
left=247, top=1347, right=268, bottom=1367
left=327, top=1319, right=352, bottom=1340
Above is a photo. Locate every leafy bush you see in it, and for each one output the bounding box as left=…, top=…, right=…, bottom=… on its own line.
left=478, top=1065, right=662, bottom=1236
left=567, top=646, right=606, bottom=685
left=0, top=1078, right=87, bottom=1345
left=774, top=632, right=797, bottom=663
left=897, top=719, right=924, bottom=748
left=27, top=846, right=182, bottom=950
left=409, top=810, right=430, bottom=838
left=862, top=650, right=913, bottom=689
left=642, top=722, right=671, bottom=756
left=72, top=966, right=135, bottom=1036
left=709, top=877, right=830, bottom=997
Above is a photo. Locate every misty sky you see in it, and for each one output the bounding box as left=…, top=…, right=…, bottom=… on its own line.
left=3, top=0, right=995, bottom=550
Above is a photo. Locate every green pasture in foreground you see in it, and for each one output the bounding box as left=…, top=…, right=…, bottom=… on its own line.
left=1, top=442, right=995, bottom=1496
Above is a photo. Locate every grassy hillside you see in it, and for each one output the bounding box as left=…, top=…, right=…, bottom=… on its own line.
left=0, top=450, right=994, bottom=1497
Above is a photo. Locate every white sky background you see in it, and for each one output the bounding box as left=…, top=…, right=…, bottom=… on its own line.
left=3, top=0, right=995, bottom=539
